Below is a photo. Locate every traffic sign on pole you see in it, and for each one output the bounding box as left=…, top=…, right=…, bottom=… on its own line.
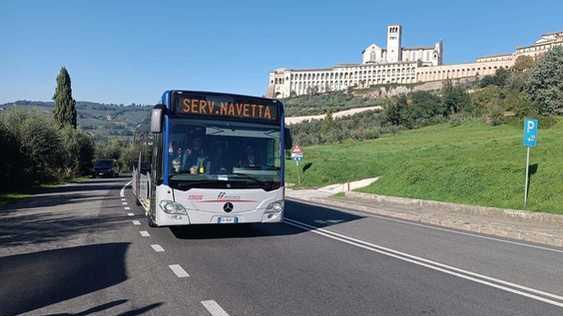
left=522, top=118, right=539, bottom=209
left=523, top=118, right=538, bottom=148
left=291, top=144, right=304, bottom=184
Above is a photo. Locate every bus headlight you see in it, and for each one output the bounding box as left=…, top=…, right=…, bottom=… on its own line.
left=266, top=200, right=284, bottom=213
left=159, top=200, right=187, bottom=215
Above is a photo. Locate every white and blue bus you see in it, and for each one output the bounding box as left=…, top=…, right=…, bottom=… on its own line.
left=132, top=90, right=291, bottom=227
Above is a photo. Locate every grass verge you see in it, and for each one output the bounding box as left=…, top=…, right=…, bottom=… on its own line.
left=286, top=118, right=563, bottom=214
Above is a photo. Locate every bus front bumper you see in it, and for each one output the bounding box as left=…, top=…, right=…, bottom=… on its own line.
left=155, top=208, right=284, bottom=226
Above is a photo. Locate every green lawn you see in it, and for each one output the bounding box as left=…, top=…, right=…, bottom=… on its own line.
left=286, top=119, right=563, bottom=214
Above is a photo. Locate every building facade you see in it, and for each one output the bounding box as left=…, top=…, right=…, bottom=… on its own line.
left=266, top=26, right=563, bottom=99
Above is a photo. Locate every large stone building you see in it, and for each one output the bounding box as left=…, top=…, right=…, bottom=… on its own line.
left=266, top=26, right=563, bottom=99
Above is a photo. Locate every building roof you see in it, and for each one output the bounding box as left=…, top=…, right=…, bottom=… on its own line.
left=402, top=46, right=434, bottom=51
left=476, top=53, right=513, bottom=59
left=540, top=31, right=563, bottom=36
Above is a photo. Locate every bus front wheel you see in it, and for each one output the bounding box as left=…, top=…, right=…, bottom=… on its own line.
left=148, top=217, right=157, bottom=227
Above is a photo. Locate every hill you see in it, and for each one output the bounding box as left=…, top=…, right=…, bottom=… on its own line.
left=286, top=119, right=563, bottom=214
left=0, top=100, right=151, bottom=141
left=283, top=91, right=386, bottom=117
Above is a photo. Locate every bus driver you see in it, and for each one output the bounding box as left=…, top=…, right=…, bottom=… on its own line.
left=182, top=137, right=210, bottom=174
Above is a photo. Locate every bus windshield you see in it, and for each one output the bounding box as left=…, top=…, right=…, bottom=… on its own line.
left=167, top=119, right=281, bottom=190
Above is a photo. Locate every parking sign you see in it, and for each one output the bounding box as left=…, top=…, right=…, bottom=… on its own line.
left=523, top=118, right=538, bottom=148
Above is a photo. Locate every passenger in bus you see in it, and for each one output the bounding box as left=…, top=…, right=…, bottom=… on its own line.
left=239, top=145, right=258, bottom=168
left=182, top=137, right=210, bottom=174
left=210, top=142, right=231, bottom=174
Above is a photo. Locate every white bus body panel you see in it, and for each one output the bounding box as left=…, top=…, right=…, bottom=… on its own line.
left=153, top=184, right=284, bottom=226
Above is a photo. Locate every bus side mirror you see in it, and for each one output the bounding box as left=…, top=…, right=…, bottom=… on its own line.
left=284, top=127, right=292, bottom=150
left=150, top=104, right=165, bottom=133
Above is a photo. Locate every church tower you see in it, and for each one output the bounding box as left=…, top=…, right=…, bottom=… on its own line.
left=386, top=24, right=402, bottom=63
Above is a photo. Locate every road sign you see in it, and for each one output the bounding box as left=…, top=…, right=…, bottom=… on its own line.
left=523, top=118, right=538, bottom=148
left=522, top=118, right=539, bottom=209
left=291, top=144, right=304, bottom=161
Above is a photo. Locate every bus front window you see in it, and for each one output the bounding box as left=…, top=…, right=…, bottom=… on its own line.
left=167, top=120, right=281, bottom=190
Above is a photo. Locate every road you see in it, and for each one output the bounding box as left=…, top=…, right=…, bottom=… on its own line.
left=1, top=178, right=563, bottom=315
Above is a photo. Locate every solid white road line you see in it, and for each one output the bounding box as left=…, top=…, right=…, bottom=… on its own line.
left=120, top=180, right=132, bottom=197
left=127, top=213, right=134, bottom=217
left=169, top=264, right=190, bottom=278
left=132, top=220, right=141, bottom=225
left=201, top=300, right=230, bottom=316
left=124, top=206, right=131, bottom=210
left=150, top=244, right=165, bottom=252
left=284, top=218, right=563, bottom=309
left=139, top=231, right=150, bottom=237
left=288, top=198, right=563, bottom=254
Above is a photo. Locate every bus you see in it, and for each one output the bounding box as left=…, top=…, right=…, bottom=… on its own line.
left=132, top=90, right=291, bottom=227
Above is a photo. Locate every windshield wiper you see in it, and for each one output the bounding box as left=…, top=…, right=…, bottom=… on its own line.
left=231, top=173, right=265, bottom=184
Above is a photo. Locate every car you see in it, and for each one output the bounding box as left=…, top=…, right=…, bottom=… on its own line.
left=93, top=159, right=119, bottom=178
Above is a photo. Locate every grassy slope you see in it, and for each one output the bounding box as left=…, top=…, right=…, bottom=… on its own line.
left=286, top=119, right=563, bottom=214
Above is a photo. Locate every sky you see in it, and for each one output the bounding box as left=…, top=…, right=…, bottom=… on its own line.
left=1, top=0, right=562, bottom=105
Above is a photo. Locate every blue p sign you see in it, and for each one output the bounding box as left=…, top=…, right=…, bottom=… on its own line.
left=523, top=118, right=538, bottom=147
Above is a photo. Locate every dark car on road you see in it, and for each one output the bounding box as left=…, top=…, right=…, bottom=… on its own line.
left=93, top=159, right=119, bottom=178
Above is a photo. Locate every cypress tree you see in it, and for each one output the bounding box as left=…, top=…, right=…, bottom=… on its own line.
left=53, top=67, right=77, bottom=129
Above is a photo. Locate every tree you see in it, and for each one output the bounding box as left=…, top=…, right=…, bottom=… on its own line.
left=512, top=55, right=535, bottom=72
left=442, top=80, right=472, bottom=114
left=526, top=46, right=563, bottom=115
left=60, top=127, right=95, bottom=177
left=53, top=67, right=77, bottom=129
left=384, top=98, right=403, bottom=126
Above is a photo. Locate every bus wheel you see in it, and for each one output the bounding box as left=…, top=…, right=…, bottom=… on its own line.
left=148, top=217, right=157, bottom=227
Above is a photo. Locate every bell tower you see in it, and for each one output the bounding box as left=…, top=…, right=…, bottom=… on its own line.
left=386, top=24, right=402, bottom=63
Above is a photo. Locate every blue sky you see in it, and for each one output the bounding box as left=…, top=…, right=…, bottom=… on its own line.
left=1, top=0, right=562, bottom=105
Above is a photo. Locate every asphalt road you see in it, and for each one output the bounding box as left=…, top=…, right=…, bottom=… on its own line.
left=1, top=178, right=563, bottom=315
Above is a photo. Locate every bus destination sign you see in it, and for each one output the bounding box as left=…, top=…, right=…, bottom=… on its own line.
left=175, top=95, right=278, bottom=122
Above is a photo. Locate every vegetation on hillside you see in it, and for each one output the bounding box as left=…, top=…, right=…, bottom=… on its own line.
left=289, top=47, right=563, bottom=147
left=0, top=100, right=151, bottom=141
left=283, top=91, right=385, bottom=117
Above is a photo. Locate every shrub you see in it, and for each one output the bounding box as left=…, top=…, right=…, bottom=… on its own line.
left=526, top=46, right=563, bottom=115
left=0, top=109, right=65, bottom=186
left=60, top=127, right=96, bottom=177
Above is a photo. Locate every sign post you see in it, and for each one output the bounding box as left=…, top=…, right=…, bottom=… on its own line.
left=522, top=118, right=538, bottom=209
left=291, top=145, right=304, bottom=185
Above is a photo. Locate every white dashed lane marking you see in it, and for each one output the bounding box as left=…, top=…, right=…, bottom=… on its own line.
left=151, top=244, right=165, bottom=252
left=122, top=202, right=128, bottom=205
left=127, top=213, right=134, bottom=217
left=139, top=231, right=150, bottom=237
left=169, top=264, right=190, bottom=278
left=201, top=300, right=230, bottom=316
left=124, top=206, right=131, bottom=210
left=132, top=220, right=141, bottom=225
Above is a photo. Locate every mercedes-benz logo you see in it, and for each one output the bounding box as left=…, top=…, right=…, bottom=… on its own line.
left=223, top=202, right=234, bottom=213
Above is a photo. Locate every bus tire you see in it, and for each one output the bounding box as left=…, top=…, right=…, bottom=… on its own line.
left=148, top=217, right=157, bottom=227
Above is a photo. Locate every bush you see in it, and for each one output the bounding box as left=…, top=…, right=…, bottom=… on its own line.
left=526, top=46, right=563, bottom=115
left=60, top=127, right=96, bottom=177
left=0, top=109, right=65, bottom=187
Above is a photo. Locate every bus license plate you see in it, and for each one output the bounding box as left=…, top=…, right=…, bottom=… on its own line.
left=217, top=217, right=238, bottom=224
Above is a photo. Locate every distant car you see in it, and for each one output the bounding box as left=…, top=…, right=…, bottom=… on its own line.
left=93, top=159, right=119, bottom=178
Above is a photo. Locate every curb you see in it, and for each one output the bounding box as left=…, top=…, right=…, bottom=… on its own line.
left=345, top=191, right=563, bottom=225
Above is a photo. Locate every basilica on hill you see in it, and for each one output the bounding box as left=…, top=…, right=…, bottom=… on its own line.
left=267, top=25, right=563, bottom=98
